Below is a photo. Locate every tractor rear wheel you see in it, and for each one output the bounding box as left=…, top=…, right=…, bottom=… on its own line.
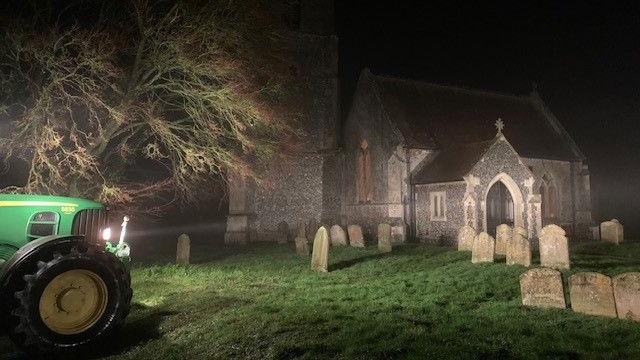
left=6, top=243, right=131, bottom=353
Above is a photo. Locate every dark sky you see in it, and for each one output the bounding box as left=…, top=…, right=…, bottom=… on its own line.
left=336, top=1, right=640, bottom=237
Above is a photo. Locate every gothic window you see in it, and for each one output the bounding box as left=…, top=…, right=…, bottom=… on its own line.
left=430, top=191, right=446, bottom=221
left=539, top=174, right=558, bottom=222
left=356, top=139, right=373, bottom=203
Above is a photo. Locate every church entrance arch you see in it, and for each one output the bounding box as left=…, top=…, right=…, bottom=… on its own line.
left=482, top=173, right=525, bottom=236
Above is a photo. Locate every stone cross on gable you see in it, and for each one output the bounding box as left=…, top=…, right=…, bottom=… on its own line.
left=495, top=118, right=505, bottom=134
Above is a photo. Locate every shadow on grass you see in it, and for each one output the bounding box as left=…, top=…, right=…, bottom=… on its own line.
left=329, top=252, right=391, bottom=271
left=0, top=303, right=177, bottom=360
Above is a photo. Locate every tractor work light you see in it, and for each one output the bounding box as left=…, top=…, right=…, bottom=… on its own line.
left=101, top=227, right=112, bottom=241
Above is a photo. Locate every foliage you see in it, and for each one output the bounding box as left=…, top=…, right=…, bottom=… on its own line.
left=3, top=242, right=639, bottom=359
left=0, top=0, right=299, bottom=213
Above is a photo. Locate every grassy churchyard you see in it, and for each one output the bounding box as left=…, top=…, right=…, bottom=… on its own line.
left=2, top=241, right=640, bottom=359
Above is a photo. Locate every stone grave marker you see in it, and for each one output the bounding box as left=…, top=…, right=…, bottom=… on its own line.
left=176, top=233, right=191, bottom=265
left=601, top=219, right=624, bottom=244
left=378, top=223, right=392, bottom=253
left=330, top=225, right=347, bottom=246
left=539, top=224, right=570, bottom=269
left=277, top=221, right=289, bottom=244
left=311, top=226, right=330, bottom=272
left=520, top=268, right=566, bottom=308
left=569, top=272, right=617, bottom=318
left=348, top=225, right=365, bottom=247
left=506, top=226, right=531, bottom=267
left=613, top=272, right=640, bottom=322
left=457, top=226, right=476, bottom=251
left=495, top=224, right=512, bottom=256
left=295, top=236, right=309, bottom=256
left=471, top=232, right=495, bottom=264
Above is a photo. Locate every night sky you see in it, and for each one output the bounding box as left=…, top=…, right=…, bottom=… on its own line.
left=337, top=1, right=640, bottom=237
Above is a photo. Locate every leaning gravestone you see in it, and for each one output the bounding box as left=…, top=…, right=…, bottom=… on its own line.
left=378, top=223, right=392, bottom=253
left=569, top=272, right=617, bottom=318
left=520, top=268, right=566, bottom=308
left=457, top=226, right=476, bottom=251
left=601, top=219, right=624, bottom=244
left=330, top=225, right=347, bottom=246
left=613, top=272, right=640, bottom=322
left=348, top=225, right=365, bottom=247
left=495, top=224, right=512, bottom=256
left=176, top=233, right=191, bottom=265
left=539, top=224, right=570, bottom=269
left=506, top=226, right=531, bottom=267
left=311, top=226, right=330, bottom=272
left=471, top=232, right=495, bottom=264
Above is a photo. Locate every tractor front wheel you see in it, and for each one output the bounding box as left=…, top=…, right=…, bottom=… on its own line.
left=7, top=243, right=131, bottom=353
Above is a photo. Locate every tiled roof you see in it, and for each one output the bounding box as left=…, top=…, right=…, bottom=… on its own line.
left=411, top=139, right=494, bottom=184
left=369, top=71, right=583, bottom=161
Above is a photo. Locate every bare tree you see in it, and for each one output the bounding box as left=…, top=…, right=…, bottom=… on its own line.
left=0, top=0, right=300, bottom=213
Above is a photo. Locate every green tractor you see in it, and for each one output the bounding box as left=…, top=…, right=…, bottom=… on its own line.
left=0, top=194, right=132, bottom=353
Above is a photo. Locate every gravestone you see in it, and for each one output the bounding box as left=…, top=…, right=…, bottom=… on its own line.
left=495, top=224, right=512, bottom=256
left=600, top=219, right=624, bottom=244
left=311, top=227, right=329, bottom=272
left=520, top=268, right=566, bottom=308
left=569, top=272, right=617, bottom=318
left=295, top=236, right=309, bottom=256
left=378, top=223, right=392, bottom=253
left=176, top=234, right=191, bottom=265
left=348, top=225, right=365, bottom=247
left=613, top=272, right=640, bottom=322
left=471, top=232, right=495, bottom=264
left=506, top=226, right=531, bottom=267
left=330, top=225, right=347, bottom=246
left=539, top=224, right=570, bottom=269
left=457, top=226, right=476, bottom=251
left=277, top=221, right=289, bottom=244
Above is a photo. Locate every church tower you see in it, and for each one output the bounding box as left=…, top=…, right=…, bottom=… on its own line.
left=224, top=0, right=339, bottom=244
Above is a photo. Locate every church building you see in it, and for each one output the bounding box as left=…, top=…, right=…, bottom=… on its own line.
left=344, top=70, right=592, bottom=244
left=224, top=1, right=592, bottom=245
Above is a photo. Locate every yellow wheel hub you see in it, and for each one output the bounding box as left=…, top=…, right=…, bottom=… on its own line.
left=39, top=269, right=108, bottom=335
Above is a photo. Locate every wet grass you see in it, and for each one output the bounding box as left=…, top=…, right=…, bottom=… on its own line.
left=2, top=241, right=640, bottom=359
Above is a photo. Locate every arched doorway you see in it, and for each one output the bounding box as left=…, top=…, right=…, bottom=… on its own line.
left=482, top=173, right=525, bottom=237
left=486, top=182, right=514, bottom=237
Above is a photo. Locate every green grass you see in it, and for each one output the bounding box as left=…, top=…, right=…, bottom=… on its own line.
left=2, top=242, right=640, bottom=359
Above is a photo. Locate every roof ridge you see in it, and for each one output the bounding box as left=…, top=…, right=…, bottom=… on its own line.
left=370, top=72, right=529, bottom=101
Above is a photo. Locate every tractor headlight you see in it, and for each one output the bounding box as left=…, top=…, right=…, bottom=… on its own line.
left=101, top=227, right=112, bottom=241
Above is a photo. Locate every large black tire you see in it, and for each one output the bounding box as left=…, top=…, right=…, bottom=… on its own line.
left=6, top=242, right=132, bottom=354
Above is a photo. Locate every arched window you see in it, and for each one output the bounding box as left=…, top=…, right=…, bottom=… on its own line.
left=356, top=139, right=373, bottom=203
left=539, top=174, right=558, bottom=222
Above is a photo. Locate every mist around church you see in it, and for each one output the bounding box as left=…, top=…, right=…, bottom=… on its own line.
left=1, top=1, right=639, bottom=359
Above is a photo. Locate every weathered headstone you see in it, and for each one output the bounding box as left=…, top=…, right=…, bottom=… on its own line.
left=506, top=226, right=531, bottom=266
left=569, top=272, right=617, bottom=318
left=377, top=223, right=392, bottom=253
left=613, top=272, right=640, bottom=322
left=330, top=225, right=347, bottom=246
left=311, top=227, right=329, bottom=272
left=348, top=225, right=365, bottom=247
left=471, top=232, right=495, bottom=264
left=277, top=221, right=289, bottom=244
left=457, top=226, right=476, bottom=251
left=294, top=236, right=309, bottom=256
left=176, top=234, right=191, bottom=265
left=600, top=219, right=624, bottom=244
left=539, top=224, right=570, bottom=269
left=520, top=268, right=566, bottom=308
left=495, top=224, right=512, bottom=256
